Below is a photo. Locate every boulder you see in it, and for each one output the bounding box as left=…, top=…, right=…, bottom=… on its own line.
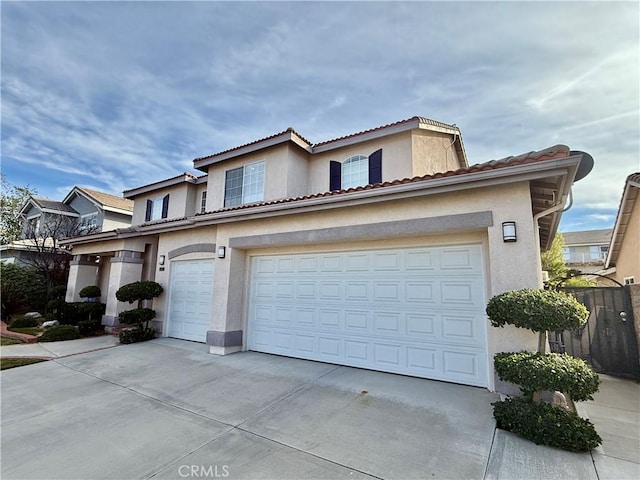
left=42, top=320, right=59, bottom=328
left=24, top=312, right=42, bottom=319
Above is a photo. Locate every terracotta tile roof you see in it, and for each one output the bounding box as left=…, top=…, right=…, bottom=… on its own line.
left=76, top=187, right=134, bottom=212
left=194, top=128, right=312, bottom=163
left=123, top=172, right=199, bottom=197
left=193, top=116, right=460, bottom=163
left=312, top=116, right=460, bottom=148
left=31, top=197, right=78, bottom=214
left=193, top=144, right=571, bottom=217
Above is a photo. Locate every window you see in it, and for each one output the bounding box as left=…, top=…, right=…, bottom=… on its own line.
left=145, top=194, right=170, bottom=221
left=200, top=191, right=207, bottom=213
left=329, top=149, right=382, bottom=191
left=224, top=160, right=265, bottom=207
left=80, top=214, right=98, bottom=232
left=562, top=247, right=570, bottom=262
left=624, top=277, right=635, bottom=285
left=342, top=155, right=369, bottom=189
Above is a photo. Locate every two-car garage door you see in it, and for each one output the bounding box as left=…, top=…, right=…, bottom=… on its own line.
left=247, top=244, right=489, bottom=387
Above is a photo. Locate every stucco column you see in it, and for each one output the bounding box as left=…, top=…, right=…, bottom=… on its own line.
left=66, top=255, right=99, bottom=302
left=207, top=246, right=246, bottom=355
left=102, top=250, right=144, bottom=327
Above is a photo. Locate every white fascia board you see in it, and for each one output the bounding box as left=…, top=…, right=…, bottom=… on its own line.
left=102, top=206, right=134, bottom=216
left=40, top=208, right=80, bottom=217
left=193, top=131, right=311, bottom=171
left=123, top=174, right=197, bottom=199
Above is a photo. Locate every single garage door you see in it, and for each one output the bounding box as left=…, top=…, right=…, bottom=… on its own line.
left=247, top=245, right=488, bottom=387
left=168, top=259, right=214, bottom=342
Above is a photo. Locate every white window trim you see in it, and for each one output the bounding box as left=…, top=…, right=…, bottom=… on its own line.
left=151, top=196, right=164, bottom=220
left=342, top=154, right=368, bottom=189
left=224, top=160, right=265, bottom=207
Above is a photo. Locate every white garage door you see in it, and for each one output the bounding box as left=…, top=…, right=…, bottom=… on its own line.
left=247, top=245, right=488, bottom=387
left=168, top=259, right=214, bottom=342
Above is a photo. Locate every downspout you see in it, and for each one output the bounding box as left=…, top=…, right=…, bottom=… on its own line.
left=532, top=188, right=571, bottom=354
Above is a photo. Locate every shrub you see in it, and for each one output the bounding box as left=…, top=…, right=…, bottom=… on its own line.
left=50, top=285, right=67, bottom=300
left=78, top=302, right=106, bottom=321
left=493, top=397, right=601, bottom=452
left=486, top=289, right=589, bottom=332
left=38, top=325, right=80, bottom=342
left=494, top=352, right=600, bottom=402
left=118, top=308, right=155, bottom=325
left=116, top=281, right=163, bottom=303
left=47, top=298, right=66, bottom=321
left=9, top=316, right=40, bottom=329
left=79, top=285, right=101, bottom=299
left=1, top=263, right=47, bottom=320
left=78, top=319, right=102, bottom=336
left=119, top=327, right=155, bottom=344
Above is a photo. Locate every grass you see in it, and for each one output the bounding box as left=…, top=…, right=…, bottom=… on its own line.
left=1, top=358, right=47, bottom=370
left=7, top=327, right=42, bottom=336
left=1, top=336, right=25, bottom=346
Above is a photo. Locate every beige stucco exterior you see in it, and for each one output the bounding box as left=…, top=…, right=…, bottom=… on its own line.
left=62, top=120, right=586, bottom=392
left=610, top=194, right=639, bottom=284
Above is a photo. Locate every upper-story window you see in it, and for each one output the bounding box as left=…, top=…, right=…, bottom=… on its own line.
left=342, top=155, right=369, bottom=189
left=79, top=214, right=98, bottom=232
left=330, top=149, right=382, bottom=191
left=145, top=194, right=169, bottom=222
left=224, top=160, right=265, bottom=207
left=200, top=191, right=207, bottom=213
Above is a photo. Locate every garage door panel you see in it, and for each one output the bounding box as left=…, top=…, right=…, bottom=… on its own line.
left=248, top=245, right=488, bottom=387
left=168, top=259, right=214, bottom=343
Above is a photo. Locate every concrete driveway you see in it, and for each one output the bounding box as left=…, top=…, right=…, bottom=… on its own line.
left=1, top=338, right=611, bottom=479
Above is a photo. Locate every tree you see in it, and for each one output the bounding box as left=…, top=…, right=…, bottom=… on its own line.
left=19, top=213, right=91, bottom=296
left=116, top=281, right=164, bottom=344
left=0, top=262, right=47, bottom=321
left=0, top=174, right=36, bottom=244
left=542, top=233, right=595, bottom=288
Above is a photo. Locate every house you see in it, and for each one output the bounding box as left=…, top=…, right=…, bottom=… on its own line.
left=0, top=187, right=133, bottom=265
left=60, top=116, right=593, bottom=391
left=561, top=229, right=613, bottom=274
left=597, top=173, right=640, bottom=286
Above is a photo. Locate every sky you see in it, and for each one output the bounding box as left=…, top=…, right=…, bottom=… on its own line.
left=1, top=1, right=638, bottom=232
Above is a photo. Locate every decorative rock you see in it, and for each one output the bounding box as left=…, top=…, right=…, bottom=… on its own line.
left=42, top=320, right=59, bottom=328
left=24, top=312, right=42, bottom=318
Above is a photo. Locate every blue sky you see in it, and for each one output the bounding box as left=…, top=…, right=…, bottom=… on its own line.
left=1, top=1, right=638, bottom=232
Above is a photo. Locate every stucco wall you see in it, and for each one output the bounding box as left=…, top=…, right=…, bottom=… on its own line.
left=131, top=183, right=197, bottom=225
left=411, top=130, right=463, bottom=176
left=308, top=131, right=413, bottom=194
left=612, top=195, right=639, bottom=284
left=102, top=211, right=133, bottom=231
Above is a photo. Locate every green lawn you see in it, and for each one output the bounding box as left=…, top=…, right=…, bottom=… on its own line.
left=7, top=327, right=42, bottom=336
left=1, top=336, right=25, bottom=346
left=1, top=358, right=47, bottom=370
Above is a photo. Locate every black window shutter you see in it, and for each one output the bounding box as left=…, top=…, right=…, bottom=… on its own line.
left=145, top=200, right=152, bottom=222
left=368, top=149, right=382, bottom=184
left=329, top=161, right=342, bottom=191
left=161, top=194, right=170, bottom=219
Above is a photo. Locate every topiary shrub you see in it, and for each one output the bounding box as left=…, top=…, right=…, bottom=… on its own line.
left=115, top=281, right=163, bottom=303
left=493, top=397, right=601, bottom=452
left=79, top=285, right=101, bottom=300
left=487, top=288, right=601, bottom=452
left=494, top=351, right=600, bottom=402
left=38, top=325, right=80, bottom=342
left=9, top=316, right=40, bottom=329
left=116, top=281, right=163, bottom=344
left=486, top=289, right=589, bottom=332
left=119, top=327, right=155, bottom=344
left=78, top=319, right=102, bottom=336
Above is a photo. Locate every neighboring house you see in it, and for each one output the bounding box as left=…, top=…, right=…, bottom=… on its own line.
left=561, top=229, right=613, bottom=274
left=597, top=173, right=640, bottom=286
left=60, top=116, right=593, bottom=391
left=0, top=187, right=133, bottom=265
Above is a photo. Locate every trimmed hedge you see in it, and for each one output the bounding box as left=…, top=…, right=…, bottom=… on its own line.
left=118, top=308, right=155, bottom=325
left=78, top=319, right=102, bottom=336
left=38, top=325, right=80, bottom=342
left=79, top=285, right=101, bottom=299
left=9, top=316, right=40, bottom=329
left=119, top=327, right=155, bottom=344
left=116, top=281, right=163, bottom=303
left=486, top=289, right=588, bottom=332
left=494, top=352, right=600, bottom=402
left=493, top=397, right=601, bottom=452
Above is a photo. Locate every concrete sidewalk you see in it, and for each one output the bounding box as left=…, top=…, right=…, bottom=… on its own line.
left=0, top=334, right=120, bottom=358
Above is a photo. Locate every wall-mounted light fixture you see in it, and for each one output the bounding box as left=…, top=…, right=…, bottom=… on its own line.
left=159, top=255, right=165, bottom=265
left=502, top=221, right=517, bottom=242
left=217, top=246, right=226, bottom=259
